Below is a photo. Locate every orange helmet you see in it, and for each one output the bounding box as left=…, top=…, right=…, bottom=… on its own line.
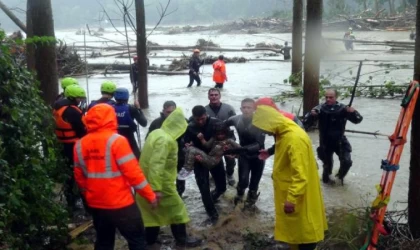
left=193, top=49, right=200, bottom=53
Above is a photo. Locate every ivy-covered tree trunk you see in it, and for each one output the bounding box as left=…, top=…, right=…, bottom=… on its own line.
left=27, top=0, right=58, bottom=106
left=26, top=0, right=35, bottom=71
left=363, top=0, right=368, bottom=10
left=375, top=0, right=380, bottom=13
left=292, top=0, right=303, bottom=86
left=303, top=0, right=322, bottom=114
left=409, top=0, right=420, bottom=239
left=135, top=0, right=149, bottom=108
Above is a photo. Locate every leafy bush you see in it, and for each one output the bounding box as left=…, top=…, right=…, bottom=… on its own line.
left=0, top=29, right=68, bottom=249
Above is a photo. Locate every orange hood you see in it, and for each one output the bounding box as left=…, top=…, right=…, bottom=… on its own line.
left=255, top=97, right=295, bottom=120
left=83, top=103, right=118, bottom=133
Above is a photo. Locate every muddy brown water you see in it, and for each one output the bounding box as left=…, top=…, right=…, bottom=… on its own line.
left=62, top=29, right=413, bottom=249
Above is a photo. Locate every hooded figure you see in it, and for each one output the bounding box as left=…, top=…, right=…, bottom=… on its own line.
left=252, top=104, right=327, bottom=249
left=74, top=104, right=157, bottom=250
left=136, top=107, right=201, bottom=247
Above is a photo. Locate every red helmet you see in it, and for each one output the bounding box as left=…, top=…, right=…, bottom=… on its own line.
left=133, top=56, right=138, bottom=60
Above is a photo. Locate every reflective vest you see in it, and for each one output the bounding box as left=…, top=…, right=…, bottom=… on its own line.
left=74, top=133, right=156, bottom=209
left=53, top=105, right=82, bottom=143
left=113, top=104, right=136, bottom=132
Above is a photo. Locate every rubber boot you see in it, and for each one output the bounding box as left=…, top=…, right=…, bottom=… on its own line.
left=227, top=175, right=236, bottom=186
left=171, top=224, right=203, bottom=248
left=245, top=190, right=260, bottom=207
left=322, top=165, right=335, bottom=185
left=234, top=194, right=244, bottom=206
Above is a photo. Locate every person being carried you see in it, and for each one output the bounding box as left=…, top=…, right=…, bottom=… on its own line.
left=178, top=123, right=241, bottom=180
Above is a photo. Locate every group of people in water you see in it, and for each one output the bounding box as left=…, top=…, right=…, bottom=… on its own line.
left=53, top=47, right=363, bottom=249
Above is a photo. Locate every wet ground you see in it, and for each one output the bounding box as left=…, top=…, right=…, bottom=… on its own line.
left=61, top=28, right=414, bottom=249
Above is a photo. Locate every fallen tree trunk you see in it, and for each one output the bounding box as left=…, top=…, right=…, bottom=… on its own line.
left=73, top=45, right=282, bottom=55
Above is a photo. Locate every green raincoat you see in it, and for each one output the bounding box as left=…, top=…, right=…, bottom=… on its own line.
left=136, top=107, right=190, bottom=227
left=252, top=105, right=327, bottom=245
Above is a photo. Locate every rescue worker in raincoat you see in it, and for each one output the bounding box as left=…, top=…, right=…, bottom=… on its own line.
left=254, top=97, right=303, bottom=161
left=113, top=87, right=147, bottom=159
left=136, top=108, right=202, bottom=248
left=74, top=104, right=158, bottom=250
left=146, top=101, right=187, bottom=197
left=88, top=81, right=117, bottom=110
left=212, top=55, right=227, bottom=88
left=252, top=104, right=327, bottom=250
left=53, top=84, right=87, bottom=213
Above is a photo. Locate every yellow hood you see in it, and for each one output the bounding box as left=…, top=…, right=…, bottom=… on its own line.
left=161, top=107, right=187, bottom=140
left=252, top=105, right=297, bottom=137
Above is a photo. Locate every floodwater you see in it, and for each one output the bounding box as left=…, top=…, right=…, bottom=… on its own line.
left=60, top=28, right=415, bottom=249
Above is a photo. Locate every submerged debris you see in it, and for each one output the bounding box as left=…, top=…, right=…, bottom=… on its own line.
left=168, top=55, right=247, bottom=71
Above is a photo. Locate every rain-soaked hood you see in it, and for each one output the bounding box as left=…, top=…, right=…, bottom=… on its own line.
left=83, top=103, right=118, bottom=133
left=252, top=104, right=297, bottom=137
left=255, top=97, right=295, bottom=120
left=161, top=107, right=187, bottom=140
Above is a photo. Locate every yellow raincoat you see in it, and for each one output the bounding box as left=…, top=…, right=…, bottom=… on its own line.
left=252, top=105, right=327, bottom=244
left=136, top=108, right=190, bottom=227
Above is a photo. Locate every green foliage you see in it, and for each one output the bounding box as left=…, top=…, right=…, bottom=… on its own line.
left=242, top=229, right=273, bottom=249
left=25, top=36, right=57, bottom=46
left=319, top=207, right=368, bottom=250
left=0, top=29, right=68, bottom=249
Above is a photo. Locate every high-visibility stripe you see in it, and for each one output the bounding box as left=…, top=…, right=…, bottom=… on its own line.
left=87, top=171, right=122, bottom=178
left=133, top=180, right=148, bottom=190
left=105, top=134, right=120, bottom=172
left=75, top=141, right=87, bottom=175
left=75, top=134, right=124, bottom=179
left=117, top=153, right=136, bottom=165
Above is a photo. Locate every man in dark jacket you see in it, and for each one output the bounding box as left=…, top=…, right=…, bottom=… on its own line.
left=225, top=98, right=265, bottom=207
left=88, top=81, right=116, bottom=110
left=53, top=85, right=87, bottom=212
left=130, top=56, right=139, bottom=94
left=187, top=49, right=204, bottom=88
left=184, top=105, right=226, bottom=223
left=304, top=88, right=363, bottom=185
left=280, top=41, right=292, bottom=60
left=146, top=100, right=187, bottom=196
left=205, top=88, right=237, bottom=186
left=113, top=87, right=147, bottom=160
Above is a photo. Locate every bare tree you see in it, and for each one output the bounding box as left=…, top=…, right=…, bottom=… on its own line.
left=135, top=0, right=149, bottom=108
left=303, top=0, right=323, bottom=114
left=292, top=0, right=303, bottom=86
left=97, top=0, right=175, bottom=109
left=409, top=0, right=420, bottom=239
left=27, top=0, right=59, bottom=105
